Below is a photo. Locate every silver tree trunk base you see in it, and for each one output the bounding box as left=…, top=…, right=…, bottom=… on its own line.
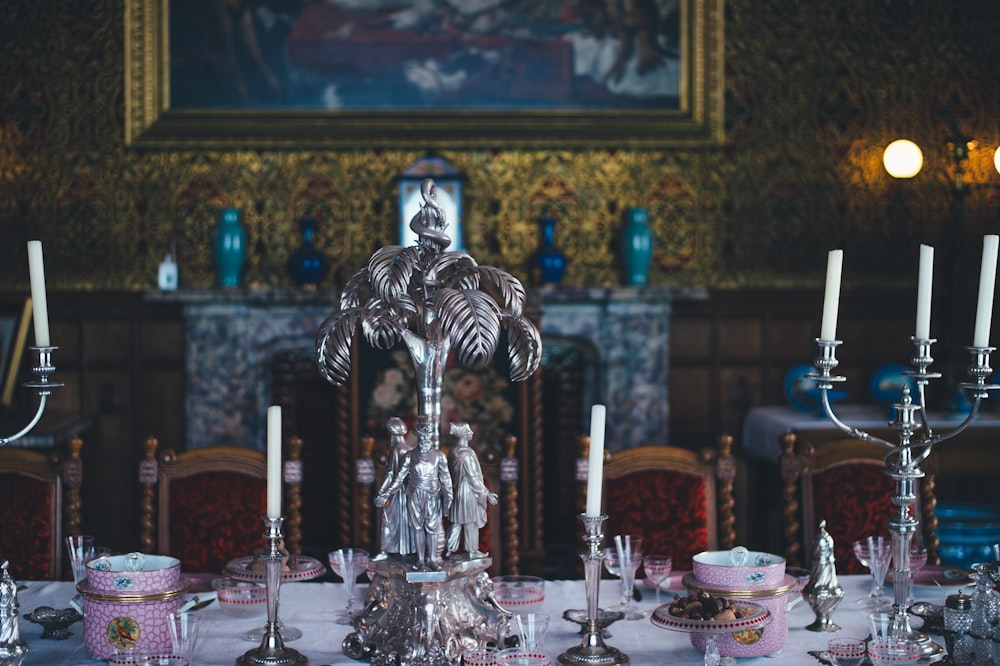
left=343, top=555, right=510, bottom=666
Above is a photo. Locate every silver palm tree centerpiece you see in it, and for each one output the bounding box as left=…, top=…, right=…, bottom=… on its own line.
left=316, top=178, right=542, bottom=666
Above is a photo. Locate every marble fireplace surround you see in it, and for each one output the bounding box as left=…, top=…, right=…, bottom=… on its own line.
left=152, top=286, right=704, bottom=452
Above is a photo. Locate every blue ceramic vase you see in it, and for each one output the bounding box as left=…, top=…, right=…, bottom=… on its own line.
left=621, top=207, right=653, bottom=285
left=287, top=217, right=328, bottom=288
left=213, top=208, right=246, bottom=288
left=533, top=217, right=567, bottom=285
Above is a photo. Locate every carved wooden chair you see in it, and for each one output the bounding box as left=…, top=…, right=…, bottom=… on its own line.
left=0, top=435, right=83, bottom=580
left=779, top=431, right=939, bottom=574
left=596, top=435, right=737, bottom=571
left=139, top=436, right=303, bottom=573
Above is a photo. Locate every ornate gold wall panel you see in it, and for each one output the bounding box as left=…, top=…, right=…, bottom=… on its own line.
left=0, top=1, right=998, bottom=293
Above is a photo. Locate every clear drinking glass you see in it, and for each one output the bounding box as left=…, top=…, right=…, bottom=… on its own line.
left=868, top=639, right=920, bottom=666
left=602, top=536, right=644, bottom=620
left=825, top=638, right=866, bottom=666
left=868, top=610, right=902, bottom=645
left=166, top=610, right=200, bottom=663
left=329, top=548, right=370, bottom=625
left=495, top=647, right=550, bottom=666
left=853, top=536, right=891, bottom=610
left=512, top=612, right=549, bottom=651
left=463, top=646, right=499, bottom=666
left=65, top=535, right=95, bottom=585
left=642, top=554, right=673, bottom=606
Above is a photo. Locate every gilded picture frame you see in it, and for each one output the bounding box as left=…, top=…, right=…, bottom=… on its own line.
left=0, top=299, right=32, bottom=407
left=124, top=0, right=724, bottom=149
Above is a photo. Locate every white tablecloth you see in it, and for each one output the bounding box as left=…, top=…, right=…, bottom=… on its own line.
left=12, top=575, right=949, bottom=665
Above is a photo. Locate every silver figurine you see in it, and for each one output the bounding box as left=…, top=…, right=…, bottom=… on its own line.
left=446, top=422, right=498, bottom=558
left=0, top=561, right=28, bottom=666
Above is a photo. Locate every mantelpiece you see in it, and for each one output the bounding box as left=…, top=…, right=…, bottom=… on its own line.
left=148, top=286, right=705, bottom=451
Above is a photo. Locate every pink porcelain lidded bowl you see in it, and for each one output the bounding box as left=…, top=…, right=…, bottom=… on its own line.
left=684, top=547, right=792, bottom=658
left=78, top=552, right=188, bottom=660
left=681, top=572, right=796, bottom=658
left=86, top=553, right=181, bottom=594
left=692, top=547, right=786, bottom=588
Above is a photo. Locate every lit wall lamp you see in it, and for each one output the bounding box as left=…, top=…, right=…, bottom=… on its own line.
left=882, top=139, right=924, bottom=179
left=398, top=155, right=464, bottom=252
left=883, top=137, right=1000, bottom=185
left=883, top=137, right=1000, bottom=406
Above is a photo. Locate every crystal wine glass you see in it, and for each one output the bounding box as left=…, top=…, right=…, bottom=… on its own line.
left=903, top=544, right=928, bottom=604
left=602, top=535, right=644, bottom=620
left=329, top=548, right=370, bottom=625
left=643, top=554, right=673, bottom=607
left=853, top=536, right=892, bottom=611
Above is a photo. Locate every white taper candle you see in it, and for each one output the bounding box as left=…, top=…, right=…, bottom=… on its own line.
left=820, top=249, right=843, bottom=342
left=26, top=241, right=50, bottom=347
left=266, top=405, right=282, bottom=519
left=973, top=235, right=1000, bottom=347
left=915, top=244, right=934, bottom=340
left=585, top=404, right=606, bottom=517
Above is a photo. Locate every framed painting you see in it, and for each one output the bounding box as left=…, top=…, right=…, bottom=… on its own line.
left=125, top=0, right=724, bottom=149
left=0, top=299, right=31, bottom=407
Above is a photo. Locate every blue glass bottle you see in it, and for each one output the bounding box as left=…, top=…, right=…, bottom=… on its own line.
left=213, top=208, right=246, bottom=288
left=621, top=207, right=653, bottom=285
left=533, top=217, right=567, bottom=285
left=287, top=217, right=328, bottom=288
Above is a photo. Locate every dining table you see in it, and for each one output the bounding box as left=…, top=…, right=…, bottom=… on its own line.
left=12, top=573, right=956, bottom=665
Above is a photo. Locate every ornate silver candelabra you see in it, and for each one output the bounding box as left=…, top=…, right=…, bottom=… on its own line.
left=807, top=335, right=998, bottom=662
left=237, top=516, right=307, bottom=666
left=0, top=346, right=62, bottom=446
left=558, top=514, right=629, bottom=666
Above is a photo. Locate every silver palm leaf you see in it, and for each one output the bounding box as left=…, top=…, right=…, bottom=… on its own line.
left=316, top=177, right=541, bottom=446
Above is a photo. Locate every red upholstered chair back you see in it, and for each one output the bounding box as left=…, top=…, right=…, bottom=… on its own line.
left=165, top=471, right=267, bottom=573
left=807, top=460, right=894, bottom=575
left=0, top=469, right=59, bottom=580
left=139, top=438, right=303, bottom=574
left=780, top=432, right=938, bottom=574
left=600, top=436, right=736, bottom=571
left=0, top=436, right=83, bottom=580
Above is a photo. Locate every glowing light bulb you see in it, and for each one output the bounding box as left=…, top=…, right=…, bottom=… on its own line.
left=883, top=139, right=924, bottom=179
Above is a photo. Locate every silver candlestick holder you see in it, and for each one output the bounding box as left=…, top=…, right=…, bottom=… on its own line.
left=238, top=516, right=307, bottom=666
left=0, top=346, right=62, bottom=446
left=558, top=514, right=629, bottom=666
left=807, top=335, right=999, bottom=663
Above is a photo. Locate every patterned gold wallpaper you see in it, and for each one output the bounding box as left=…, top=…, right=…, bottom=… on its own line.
left=1, top=1, right=999, bottom=292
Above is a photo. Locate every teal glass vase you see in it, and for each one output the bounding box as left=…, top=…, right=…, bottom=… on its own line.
left=621, top=207, right=653, bottom=285
left=213, top=208, right=247, bottom=287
